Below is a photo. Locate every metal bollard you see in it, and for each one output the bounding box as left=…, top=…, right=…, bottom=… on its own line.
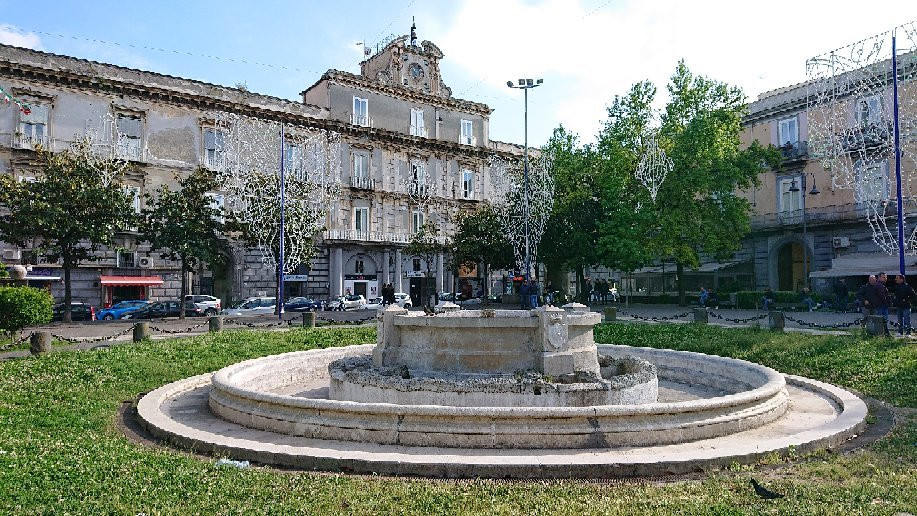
left=133, top=322, right=150, bottom=342
left=302, top=311, right=316, bottom=328
left=604, top=307, right=617, bottom=322
left=209, top=316, right=224, bottom=333
left=865, top=315, right=889, bottom=337
left=768, top=311, right=785, bottom=331
left=29, top=331, right=52, bottom=355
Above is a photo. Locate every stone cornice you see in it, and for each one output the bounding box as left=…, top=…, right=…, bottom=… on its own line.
left=302, top=69, right=493, bottom=116
left=0, top=45, right=519, bottom=161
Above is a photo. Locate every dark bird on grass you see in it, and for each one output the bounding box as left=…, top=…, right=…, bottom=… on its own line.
left=750, top=479, right=783, bottom=500
left=423, top=306, right=436, bottom=316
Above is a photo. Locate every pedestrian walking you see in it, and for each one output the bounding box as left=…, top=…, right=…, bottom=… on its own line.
left=699, top=286, right=709, bottom=307
left=876, top=272, right=891, bottom=336
left=893, top=275, right=916, bottom=335
left=834, top=279, right=849, bottom=312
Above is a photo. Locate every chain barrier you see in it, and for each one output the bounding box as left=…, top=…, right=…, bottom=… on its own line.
left=0, top=332, right=33, bottom=352
left=706, top=311, right=770, bottom=324
left=147, top=320, right=211, bottom=334
left=782, top=314, right=863, bottom=329
left=48, top=325, right=137, bottom=345
left=615, top=309, right=691, bottom=322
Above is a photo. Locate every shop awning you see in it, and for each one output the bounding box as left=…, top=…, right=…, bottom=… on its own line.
left=810, top=253, right=917, bottom=278
left=100, top=275, right=164, bottom=286
left=25, top=275, right=61, bottom=282
left=629, top=261, right=748, bottom=275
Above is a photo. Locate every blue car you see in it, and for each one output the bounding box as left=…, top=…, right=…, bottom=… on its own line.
left=97, top=300, right=150, bottom=320
left=283, top=297, right=324, bottom=312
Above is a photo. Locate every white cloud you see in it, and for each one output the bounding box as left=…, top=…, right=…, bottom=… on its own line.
left=436, top=0, right=917, bottom=145
left=0, top=24, right=42, bottom=50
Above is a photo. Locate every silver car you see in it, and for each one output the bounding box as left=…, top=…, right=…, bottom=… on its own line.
left=222, top=296, right=276, bottom=316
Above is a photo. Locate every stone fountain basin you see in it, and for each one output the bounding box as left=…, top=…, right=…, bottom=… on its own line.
left=207, top=344, right=789, bottom=449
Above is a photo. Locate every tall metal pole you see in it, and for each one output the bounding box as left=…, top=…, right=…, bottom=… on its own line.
left=523, top=87, right=531, bottom=282
left=892, top=33, right=906, bottom=275
left=278, top=123, right=286, bottom=319
left=802, top=178, right=808, bottom=289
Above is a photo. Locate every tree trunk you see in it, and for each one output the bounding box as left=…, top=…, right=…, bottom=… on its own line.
left=483, top=262, right=489, bottom=297
left=62, top=251, right=73, bottom=323
left=677, top=261, right=686, bottom=307
left=179, top=257, right=188, bottom=320
left=576, top=265, right=585, bottom=304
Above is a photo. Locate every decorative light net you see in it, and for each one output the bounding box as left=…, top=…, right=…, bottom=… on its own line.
left=635, top=132, right=672, bottom=202
left=806, top=21, right=917, bottom=255
left=488, top=150, right=555, bottom=277
left=212, top=113, right=342, bottom=274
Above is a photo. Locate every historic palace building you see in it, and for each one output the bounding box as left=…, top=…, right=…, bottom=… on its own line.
left=0, top=30, right=523, bottom=307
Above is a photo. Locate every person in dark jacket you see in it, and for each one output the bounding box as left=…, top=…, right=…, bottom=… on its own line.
left=876, top=272, right=891, bottom=332
left=892, top=275, right=917, bottom=335
left=761, top=288, right=775, bottom=310
left=857, top=275, right=879, bottom=317
left=519, top=281, right=530, bottom=309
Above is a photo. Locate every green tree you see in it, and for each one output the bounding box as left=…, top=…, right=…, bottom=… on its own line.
left=450, top=204, right=514, bottom=297
left=405, top=221, right=445, bottom=308
left=141, top=167, right=228, bottom=319
left=652, top=61, right=778, bottom=305
left=596, top=65, right=779, bottom=305
left=0, top=260, right=8, bottom=279
left=0, top=139, right=135, bottom=322
left=540, top=126, right=602, bottom=302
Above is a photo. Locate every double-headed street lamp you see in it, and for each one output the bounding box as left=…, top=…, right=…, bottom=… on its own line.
left=506, top=78, right=543, bottom=282
left=789, top=174, right=820, bottom=289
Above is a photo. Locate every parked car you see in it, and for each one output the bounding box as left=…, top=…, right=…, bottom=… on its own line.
left=485, top=293, right=503, bottom=304
left=283, top=297, right=324, bottom=312
left=52, top=302, right=96, bottom=321
left=184, top=294, right=221, bottom=315
left=97, top=300, right=150, bottom=320
left=361, top=297, right=384, bottom=310
left=125, top=300, right=203, bottom=319
left=438, top=293, right=455, bottom=303
left=326, top=294, right=367, bottom=311
left=222, top=297, right=277, bottom=316
left=393, top=292, right=413, bottom=308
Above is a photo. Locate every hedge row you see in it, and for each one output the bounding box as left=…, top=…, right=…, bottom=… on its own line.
left=0, top=286, right=53, bottom=333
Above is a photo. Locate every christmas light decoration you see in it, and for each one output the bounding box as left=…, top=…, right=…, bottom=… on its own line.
left=635, top=132, right=672, bottom=202
left=488, top=150, right=555, bottom=277
left=212, top=113, right=342, bottom=274
left=806, top=21, right=917, bottom=257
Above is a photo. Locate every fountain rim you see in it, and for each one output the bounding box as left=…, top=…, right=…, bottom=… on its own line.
left=209, top=343, right=787, bottom=418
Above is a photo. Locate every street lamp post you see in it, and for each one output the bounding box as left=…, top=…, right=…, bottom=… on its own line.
left=789, top=174, right=820, bottom=290
left=506, top=78, right=543, bottom=283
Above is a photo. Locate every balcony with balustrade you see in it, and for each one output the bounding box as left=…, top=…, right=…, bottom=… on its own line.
left=12, top=133, right=49, bottom=150
left=350, top=175, right=375, bottom=190
left=322, top=228, right=447, bottom=245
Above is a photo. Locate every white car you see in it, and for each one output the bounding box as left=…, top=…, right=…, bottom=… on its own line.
left=393, top=292, right=413, bottom=308
left=222, top=296, right=276, bottom=316
left=327, top=294, right=367, bottom=311
left=185, top=294, right=221, bottom=316
left=361, top=297, right=384, bottom=310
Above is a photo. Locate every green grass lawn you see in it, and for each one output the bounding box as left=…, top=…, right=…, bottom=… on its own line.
left=0, top=324, right=915, bottom=514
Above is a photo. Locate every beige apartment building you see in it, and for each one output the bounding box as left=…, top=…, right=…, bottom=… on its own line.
left=0, top=31, right=522, bottom=308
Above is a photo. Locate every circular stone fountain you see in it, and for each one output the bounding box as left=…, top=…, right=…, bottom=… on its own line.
left=137, top=303, right=868, bottom=477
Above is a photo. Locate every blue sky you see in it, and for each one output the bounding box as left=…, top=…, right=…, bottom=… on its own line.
left=1, top=1, right=915, bottom=147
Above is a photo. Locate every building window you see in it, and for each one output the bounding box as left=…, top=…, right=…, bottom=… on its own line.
left=203, top=128, right=225, bottom=170
left=117, top=250, right=137, bottom=268
left=777, top=176, right=802, bottom=213
left=205, top=192, right=225, bottom=223
left=123, top=185, right=141, bottom=231
left=356, top=259, right=365, bottom=274
left=17, top=102, right=49, bottom=149
left=461, top=169, right=475, bottom=199
left=857, top=95, right=882, bottom=126
left=410, top=161, right=427, bottom=196
left=351, top=152, right=371, bottom=188
left=354, top=206, right=370, bottom=233
left=353, top=97, right=369, bottom=126
left=411, top=210, right=424, bottom=234
left=410, top=108, right=425, bottom=137
left=284, top=142, right=304, bottom=179
left=857, top=161, right=889, bottom=202
left=460, top=119, right=474, bottom=145
left=777, top=116, right=798, bottom=147
left=413, top=258, right=421, bottom=272
left=116, top=113, right=143, bottom=161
